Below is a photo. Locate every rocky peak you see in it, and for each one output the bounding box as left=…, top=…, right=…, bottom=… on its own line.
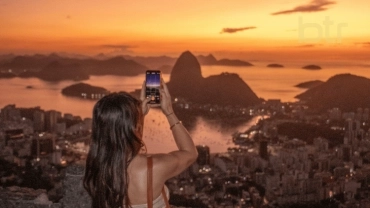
left=296, top=73, right=370, bottom=111
left=197, top=54, right=218, bottom=65
left=167, top=51, right=261, bottom=107
left=169, top=51, right=203, bottom=84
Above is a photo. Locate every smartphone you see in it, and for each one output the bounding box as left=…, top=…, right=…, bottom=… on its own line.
left=145, top=70, right=161, bottom=104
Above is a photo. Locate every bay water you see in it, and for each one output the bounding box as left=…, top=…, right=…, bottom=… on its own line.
left=1, top=62, right=369, bottom=153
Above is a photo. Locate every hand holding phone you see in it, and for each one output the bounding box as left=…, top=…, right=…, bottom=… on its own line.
left=145, top=70, right=161, bottom=105
left=159, top=78, right=174, bottom=116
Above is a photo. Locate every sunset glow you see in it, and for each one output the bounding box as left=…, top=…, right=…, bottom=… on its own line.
left=0, top=0, right=369, bottom=60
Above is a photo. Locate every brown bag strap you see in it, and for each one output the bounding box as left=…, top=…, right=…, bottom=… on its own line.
left=147, top=156, right=170, bottom=208
left=162, top=187, right=170, bottom=208
left=147, top=156, right=153, bottom=208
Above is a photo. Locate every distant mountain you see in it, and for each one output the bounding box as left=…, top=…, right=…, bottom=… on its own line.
left=302, top=65, right=321, bottom=70
left=0, top=53, right=149, bottom=81
left=122, top=55, right=177, bottom=69
left=0, top=53, right=15, bottom=64
left=1, top=53, right=254, bottom=79
left=295, top=80, right=324, bottom=89
left=157, top=65, right=173, bottom=74
left=267, top=64, right=284, bottom=68
left=95, top=53, right=107, bottom=60
left=167, top=51, right=261, bottom=107
left=123, top=53, right=253, bottom=70
left=197, top=55, right=253, bottom=66
left=295, top=74, right=370, bottom=111
left=62, top=83, right=109, bottom=99
left=0, top=54, right=61, bottom=73
left=38, top=61, right=89, bottom=81
left=216, top=59, right=253, bottom=66
left=54, top=52, right=91, bottom=59
left=197, top=54, right=218, bottom=65
left=83, top=56, right=148, bottom=76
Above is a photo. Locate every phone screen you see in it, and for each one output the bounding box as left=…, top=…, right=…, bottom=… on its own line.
left=145, top=70, right=161, bottom=104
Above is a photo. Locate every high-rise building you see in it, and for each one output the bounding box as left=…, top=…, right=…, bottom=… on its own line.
left=313, top=137, right=329, bottom=152
left=64, top=113, right=74, bottom=120
left=345, top=118, right=363, bottom=146
left=31, top=137, right=54, bottom=157
left=51, top=150, right=62, bottom=165
left=259, top=140, right=268, bottom=160
left=196, top=145, right=210, bottom=165
left=343, top=145, right=352, bottom=162
left=55, top=122, right=66, bottom=134
left=0, top=104, right=21, bottom=121
left=45, top=110, right=61, bottom=132
left=33, top=110, right=45, bottom=132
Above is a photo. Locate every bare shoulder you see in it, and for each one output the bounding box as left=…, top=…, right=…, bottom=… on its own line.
left=151, top=153, right=176, bottom=167
left=130, top=152, right=195, bottom=181
left=128, top=154, right=148, bottom=173
left=148, top=153, right=174, bottom=182
left=129, top=153, right=167, bottom=172
left=150, top=152, right=188, bottom=180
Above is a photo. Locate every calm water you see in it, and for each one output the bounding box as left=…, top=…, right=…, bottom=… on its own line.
left=1, top=63, right=369, bottom=153
left=202, top=62, right=370, bottom=103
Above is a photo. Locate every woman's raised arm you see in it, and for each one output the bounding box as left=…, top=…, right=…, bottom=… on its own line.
left=152, top=79, right=198, bottom=179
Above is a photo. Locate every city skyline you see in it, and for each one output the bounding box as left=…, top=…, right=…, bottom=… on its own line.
left=0, top=0, right=369, bottom=61
left=1, top=1, right=370, bottom=206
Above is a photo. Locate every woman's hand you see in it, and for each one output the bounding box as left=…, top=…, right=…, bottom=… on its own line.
left=141, top=79, right=174, bottom=116
left=140, top=81, right=152, bottom=115
left=160, top=78, right=174, bottom=116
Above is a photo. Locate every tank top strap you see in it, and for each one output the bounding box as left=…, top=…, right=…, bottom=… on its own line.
left=147, top=155, right=153, bottom=208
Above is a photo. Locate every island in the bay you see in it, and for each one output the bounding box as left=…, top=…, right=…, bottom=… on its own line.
left=267, top=63, right=284, bottom=68
left=295, top=80, right=324, bottom=89
left=302, top=64, right=322, bottom=70
left=61, top=83, right=110, bottom=100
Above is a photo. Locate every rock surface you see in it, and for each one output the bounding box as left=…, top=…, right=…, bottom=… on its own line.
left=295, top=73, right=370, bottom=111
left=267, top=64, right=284, bottom=68
left=302, top=65, right=322, bottom=70
left=61, top=83, right=109, bottom=99
left=167, top=51, right=261, bottom=107
left=295, top=80, right=324, bottom=89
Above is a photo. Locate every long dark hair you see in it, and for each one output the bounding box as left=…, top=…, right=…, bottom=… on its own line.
left=83, top=92, right=145, bottom=208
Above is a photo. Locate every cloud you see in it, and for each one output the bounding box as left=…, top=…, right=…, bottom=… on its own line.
left=100, top=44, right=135, bottom=49
left=220, top=27, right=257, bottom=34
left=275, top=44, right=318, bottom=48
left=355, top=42, right=370, bottom=47
left=296, top=44, right=317, bottom=48
left=99, top=44, right=136, bottom=55
left=272, top=0, right=336, bottom=15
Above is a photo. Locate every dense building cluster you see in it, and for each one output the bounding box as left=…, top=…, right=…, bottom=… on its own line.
left=0, top=104, right=91, bottom=206
left=166, top=102, right=370, bottom=207
left=0, top=101, right=370, bottom=208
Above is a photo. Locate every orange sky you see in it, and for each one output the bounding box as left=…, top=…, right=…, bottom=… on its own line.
left=0, top=0, right=369, bottom=60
